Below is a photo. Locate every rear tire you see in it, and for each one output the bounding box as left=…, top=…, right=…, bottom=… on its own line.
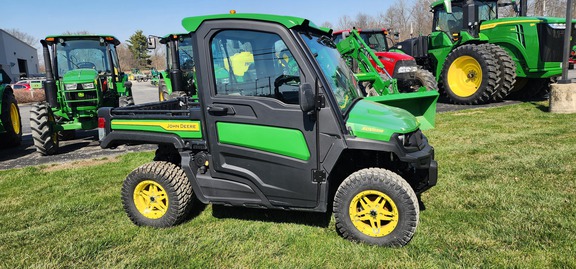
left=30, top=102, right=59, bottom=155
left=440, top=44, right=500, bottom=105
left=479, top=44, right=516, bottom=102
left=333, top=168, right=419, bottom=247
left=169, top=91, right=188, bottom=100
left=158, top=80, right=169, bottom=101
left=0, top=89, right=22, bottom=148
left=122, top=161, right=196, bottom=227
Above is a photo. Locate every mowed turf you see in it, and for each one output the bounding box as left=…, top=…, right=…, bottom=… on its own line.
left=0, top=102, right=574, bottom=268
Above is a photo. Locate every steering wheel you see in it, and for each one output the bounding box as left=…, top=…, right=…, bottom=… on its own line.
left=273, top=75, right=300, bottom=102
left=76, top=62, right=96, bottom=69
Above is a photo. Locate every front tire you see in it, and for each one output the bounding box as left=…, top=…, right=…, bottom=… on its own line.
left=0, top=89, right=22, bottom=148
left=158, top=80, right=169, bottom=101
left=122, top=161, right=195, bottom=227
left=440, top=44, right=501, bottom=105
left=30, top=102, right=59, bottom=155
left=397, top=68, right=438, bottom=92
left=119, top=96, right=134, bottom=107
left=333, top=168, right=419, bottom=247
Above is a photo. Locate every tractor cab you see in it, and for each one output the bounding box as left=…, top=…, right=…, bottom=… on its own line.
left=149, top=33, right=197, bottom=100
left=431, top=0, right=501, bottom=40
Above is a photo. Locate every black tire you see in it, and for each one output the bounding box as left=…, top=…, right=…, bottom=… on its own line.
left=440, top=44, right=501, bottom=105
left=0, top=89, right=22, bottom=148
left=333, top=168, right=419, bottom=247
left=119, top=96, right=134, bottom=107
left=169, top=91, right=188, bottom=100
left=507, top=78, right=550, bottom=100
left=122, top=161, right=196, bottom=227
left=397, top=68, right=438, bottom=92
left=30, top=102, right=59, bottom=155
left=479, top=44, right=516, bottom=102
left=158, top=80, right=169, bottom=101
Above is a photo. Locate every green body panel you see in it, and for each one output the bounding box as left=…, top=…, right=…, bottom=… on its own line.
left=346, top=100, right=420, bottom=142
left=182, top=13, right=326, bottom=34
left=111, top=119, right=202, bottom=139
left=62, top=69, right=98, bottom=84
left=217, top=122, right=310, bottom=161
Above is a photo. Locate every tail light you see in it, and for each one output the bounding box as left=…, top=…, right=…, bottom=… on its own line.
left=102, top=80, right=108, bottom=92
left=98, top=117, right=106, bottom=140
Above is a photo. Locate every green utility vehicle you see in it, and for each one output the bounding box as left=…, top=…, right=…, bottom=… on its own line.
left=396, top=0, right=576, bottom=104
left=0, top=74, right=22, bottom=148
left=98, top=13, right=438, bottom=247
left=33, top=35, right=134, bottom=155
left=148, top=33, right=196, bottom=101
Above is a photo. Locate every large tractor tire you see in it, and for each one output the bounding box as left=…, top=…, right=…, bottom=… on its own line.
left=30, top=102, right=59, bottom=155
left=122, top=161, right=197, bottom=227
left=0, top=89, right=22, bottom=148
left=398, top=68, right=438, bottom=92
left=479, top=44, right=516, bottom=102
left=440, top=44, right=501, bottom=105
left=333, top=168, right=419, bottom=247
left=119, top=96, right=135, bottom=107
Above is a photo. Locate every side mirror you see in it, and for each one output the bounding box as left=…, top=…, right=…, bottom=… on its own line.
left=147, top=36, right=158, bottom=49
left=299, top=83, right=315, bottom=113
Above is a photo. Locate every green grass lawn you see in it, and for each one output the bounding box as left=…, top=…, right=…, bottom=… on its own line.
left=1, top=102, right=575, bottom=268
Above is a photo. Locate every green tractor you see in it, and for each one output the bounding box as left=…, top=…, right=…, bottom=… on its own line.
left=32, top=35, right=134, bottom=155
left=0, top=73, right=22, bottom=148
left=148, top=33, right=197, bottom=101
left=396, top=0, right=576, bottom=104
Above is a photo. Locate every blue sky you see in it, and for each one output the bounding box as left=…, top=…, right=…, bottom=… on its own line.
left=0, top=0, right=391, bottom=45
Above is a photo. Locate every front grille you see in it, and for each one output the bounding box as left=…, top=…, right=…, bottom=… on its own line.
left=538, top=24, right=576, bottom=62
left=64, top=84, right=98, bottom=108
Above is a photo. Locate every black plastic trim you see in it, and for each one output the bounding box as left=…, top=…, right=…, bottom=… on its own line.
left=99, top=130, right=185, bottom=149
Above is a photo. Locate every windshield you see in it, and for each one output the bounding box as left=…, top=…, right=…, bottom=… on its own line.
left=359, top=32, right=389, bottom=52
left=478, top=1, right=498, bottom=21
left=300, top=32, right=360, bottom=114
left=179, top=36, right=194, bottom=71
left=56, top=39, right=110, bottom=75
left=433, top=6, right=463, bottom=33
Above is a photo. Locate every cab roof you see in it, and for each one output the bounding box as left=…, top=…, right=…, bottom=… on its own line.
left=181, top=13, right=328, bottom=34
left=44, top=35, right=121, bottom=46
left=159, top=33, right=189, bottom=44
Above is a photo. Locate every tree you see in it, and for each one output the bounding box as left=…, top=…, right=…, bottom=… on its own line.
left=5, top=28, right=38, bottom=48
left=126, top=30, right=150, bottom=69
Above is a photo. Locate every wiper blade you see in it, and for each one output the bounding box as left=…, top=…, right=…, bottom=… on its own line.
left=317, top=35, right=336, bottom=48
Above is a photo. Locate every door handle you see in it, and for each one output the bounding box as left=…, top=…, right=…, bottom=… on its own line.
left=207, top=105, right=234, bottom=115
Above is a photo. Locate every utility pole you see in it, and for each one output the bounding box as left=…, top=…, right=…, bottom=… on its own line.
left=559, top=0, right=573, bottom=83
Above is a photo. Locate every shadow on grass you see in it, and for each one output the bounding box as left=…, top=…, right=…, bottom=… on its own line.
left=530, top=102, right=549, bottom=112
left=211, top=205, right=332, bottom=228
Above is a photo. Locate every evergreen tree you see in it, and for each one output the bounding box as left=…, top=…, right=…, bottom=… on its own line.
left=126, top=30, right=150, bottom=69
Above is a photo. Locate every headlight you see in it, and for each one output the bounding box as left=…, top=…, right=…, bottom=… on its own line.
left=548, top=23, right=566, bottom=29
left=65, top=83, right=77, bottom=90
left=82, top=83, right=95, bottom=89
left=397, top=66, right=418, bottom=74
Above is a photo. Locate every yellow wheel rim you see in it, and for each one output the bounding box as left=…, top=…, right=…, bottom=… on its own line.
left=447, top=55, right=483, bottom=97
left=9, top=103, right=20, bottom=134
left=349, top=190, right=399, bottom=237
left=134, top=180, right=169, bottom=219
left=159, top=90, right=165, bottom=101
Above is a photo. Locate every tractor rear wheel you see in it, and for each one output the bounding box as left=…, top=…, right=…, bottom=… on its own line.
left=122, top=161, right=196, bottom=227
left=169, top=91, right=188, bottom=100
left=0, top=90, right=22, bottom=148
left=119, top=96, right=134, bottom=107
left=30, top=102, right=59, bottom=155
left=158, top=80, right=169, bottom=101
left=479, top=44, right=516, bottom=102
left=440, top=44, right=501, bottom=105
left=333, top=168, right=419, bottom=247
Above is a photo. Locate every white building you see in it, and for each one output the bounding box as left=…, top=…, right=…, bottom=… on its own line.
left=0, top=29, right=39, bottom=83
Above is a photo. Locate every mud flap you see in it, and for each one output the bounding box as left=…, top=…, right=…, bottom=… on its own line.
left=365, top=90, right=438, bottom=130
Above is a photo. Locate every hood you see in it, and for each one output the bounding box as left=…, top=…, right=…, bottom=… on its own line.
left=374, top=51, right=414, bottom=62
left=62, top=69, right=98, bottom=84
left=346, top=99, right=419, bottom=142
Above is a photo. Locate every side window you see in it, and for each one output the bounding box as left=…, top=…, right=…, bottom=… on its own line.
left=210, top=30, right=301, bottom=104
